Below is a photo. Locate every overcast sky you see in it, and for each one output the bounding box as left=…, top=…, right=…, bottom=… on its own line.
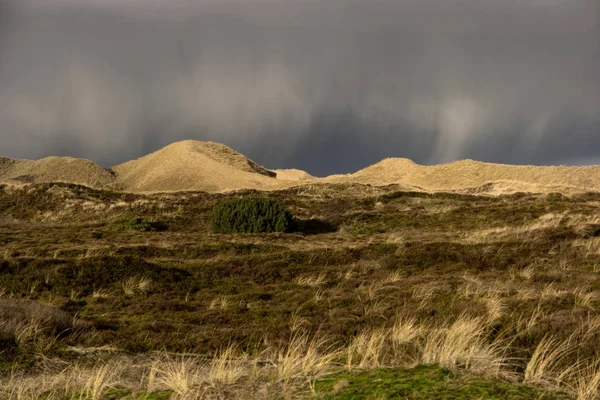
left=0, top=0, right=598, bottom=175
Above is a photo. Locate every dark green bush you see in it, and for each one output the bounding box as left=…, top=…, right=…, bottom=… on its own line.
left=212, top=198, right=295, bottom=234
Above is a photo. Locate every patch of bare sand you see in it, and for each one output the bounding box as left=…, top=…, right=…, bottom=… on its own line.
left=457, top=181, right=592, bottom=196
left=192, top=141, right=276, bottom=177
left=0, top=156, right=116, bottom=189
left=112, top=140, right=296, bottom=192
left=274, top=168, right=314, bottom=182
left=324, top=158, right=600, bottom=194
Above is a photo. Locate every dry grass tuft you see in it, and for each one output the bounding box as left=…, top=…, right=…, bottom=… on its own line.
left=274, top=332, right=338, bottom=383
left=358, top=280, right=386, bottom=301
left=391, top=317, right=424, bottom=346
left=155, top=356, right=201, bottom=396
left=346, top=329, right=389, bottom=369
left=1, top=361, right=124, bottom=400
left=92, top=288, right=112, bottom=299
left=482, top=294, right=505, bottom=322
left=420, top=315, right=505, bottom=377
left=295, top=273, right=327, bottom=287
left=539, top=283, right=569, bottom=302
left=80, top=362, right=124, bottom=400
left=573, top=286, right=600, bottom=310
left=573, top=238, right=600, bottom=257
left=517, top=265, right=537, bottom=281
left=206, top=345, right=248, bottom=387
left=383, top=270, right=404, bottom=284
left=121, top=276, right=152, bottom=297
left=524, top=336, right=574, bottom=387
left=209, top=296, right=231, bottom=311
left=412, top=283, right=440, bottom=309
left=573, top=361, right=600, bottom=400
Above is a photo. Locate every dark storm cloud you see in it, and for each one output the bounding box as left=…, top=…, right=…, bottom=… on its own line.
left=0, top=0, right=17, bottom=64
left=0, top=0, right=599, bottom=175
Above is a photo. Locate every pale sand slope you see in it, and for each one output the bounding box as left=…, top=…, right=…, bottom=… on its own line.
left=324, top=158, right=600, bottom=193
left=273, top=169, right=314, bottom=182
left=112, top=140, right=294, bottom=193
left=0, top=156, right=116, bottom=189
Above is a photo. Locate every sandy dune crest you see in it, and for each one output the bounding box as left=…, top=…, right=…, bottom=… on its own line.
left=111, top=141, right=287, bottom=193
left=329, top=158, right=600, bottom=194
left=0, top=156, right=116, bottom=188
left=2, top=141, right=599, bottom=194
left=273, top=169, right=314, bottom=182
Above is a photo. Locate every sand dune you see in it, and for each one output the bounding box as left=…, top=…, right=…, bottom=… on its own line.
left=273, top=169, right=314, bottom=182
left=111, top=140, right=287, bottom=193
left=325, top=158, right=600, bottom=193
left=0, top=156, right=116, bottom=189
left=2, top=141, right=600, bottom=194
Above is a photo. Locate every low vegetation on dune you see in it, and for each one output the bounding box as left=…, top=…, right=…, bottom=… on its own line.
left=2, top=182, right=600, bottom=398
left=211, top=197, right=296, bottom=234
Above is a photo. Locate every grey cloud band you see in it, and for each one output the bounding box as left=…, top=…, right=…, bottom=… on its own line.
left=0, top=0, right=598, bottom=175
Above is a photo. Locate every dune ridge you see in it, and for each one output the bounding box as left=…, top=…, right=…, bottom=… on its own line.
left=273, top=168, right=314, bottom=182
left=110, top=140, right=285, bottom=193
left=328, top=157, right=600, bottom=194
left=0, top=156, right=116, bottom=188
left=2, top=140, right=600, bottom=194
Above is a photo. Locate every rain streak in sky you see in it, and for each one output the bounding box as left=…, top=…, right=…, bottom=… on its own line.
left=0, top=0, right=599, bottom=175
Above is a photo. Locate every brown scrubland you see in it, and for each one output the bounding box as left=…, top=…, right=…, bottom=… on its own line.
left=2, top=142, right=600, bottom=398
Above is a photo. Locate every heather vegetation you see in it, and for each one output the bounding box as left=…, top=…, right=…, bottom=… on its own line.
left=111, top=216, right=169, bottom=232
left=1, top=182, right=600, bottom=398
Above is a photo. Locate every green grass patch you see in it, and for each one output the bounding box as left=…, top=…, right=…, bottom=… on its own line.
left=314, top=366, right=566, bottom=399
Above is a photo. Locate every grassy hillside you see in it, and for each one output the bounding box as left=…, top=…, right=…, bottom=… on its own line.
left=1, top=182, right=600, bottom=398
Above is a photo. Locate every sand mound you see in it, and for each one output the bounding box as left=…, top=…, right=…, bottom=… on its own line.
left=0, top=156, right=116, bottom=189
left=325, top=158, right=600, bottom=193
left=192, top=141, right=276, bottom=178
left=274, top=169, right=314, bottom=182
left=112, top=140, right=288, bottom=192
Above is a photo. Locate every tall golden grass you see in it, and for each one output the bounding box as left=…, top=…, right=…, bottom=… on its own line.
left=5, top=318, right=600, bottom=400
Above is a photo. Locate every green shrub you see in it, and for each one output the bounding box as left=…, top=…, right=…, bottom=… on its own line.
left=211, top=198, right=295, bottom=234
left=110, top=217, right=168, bottom=232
